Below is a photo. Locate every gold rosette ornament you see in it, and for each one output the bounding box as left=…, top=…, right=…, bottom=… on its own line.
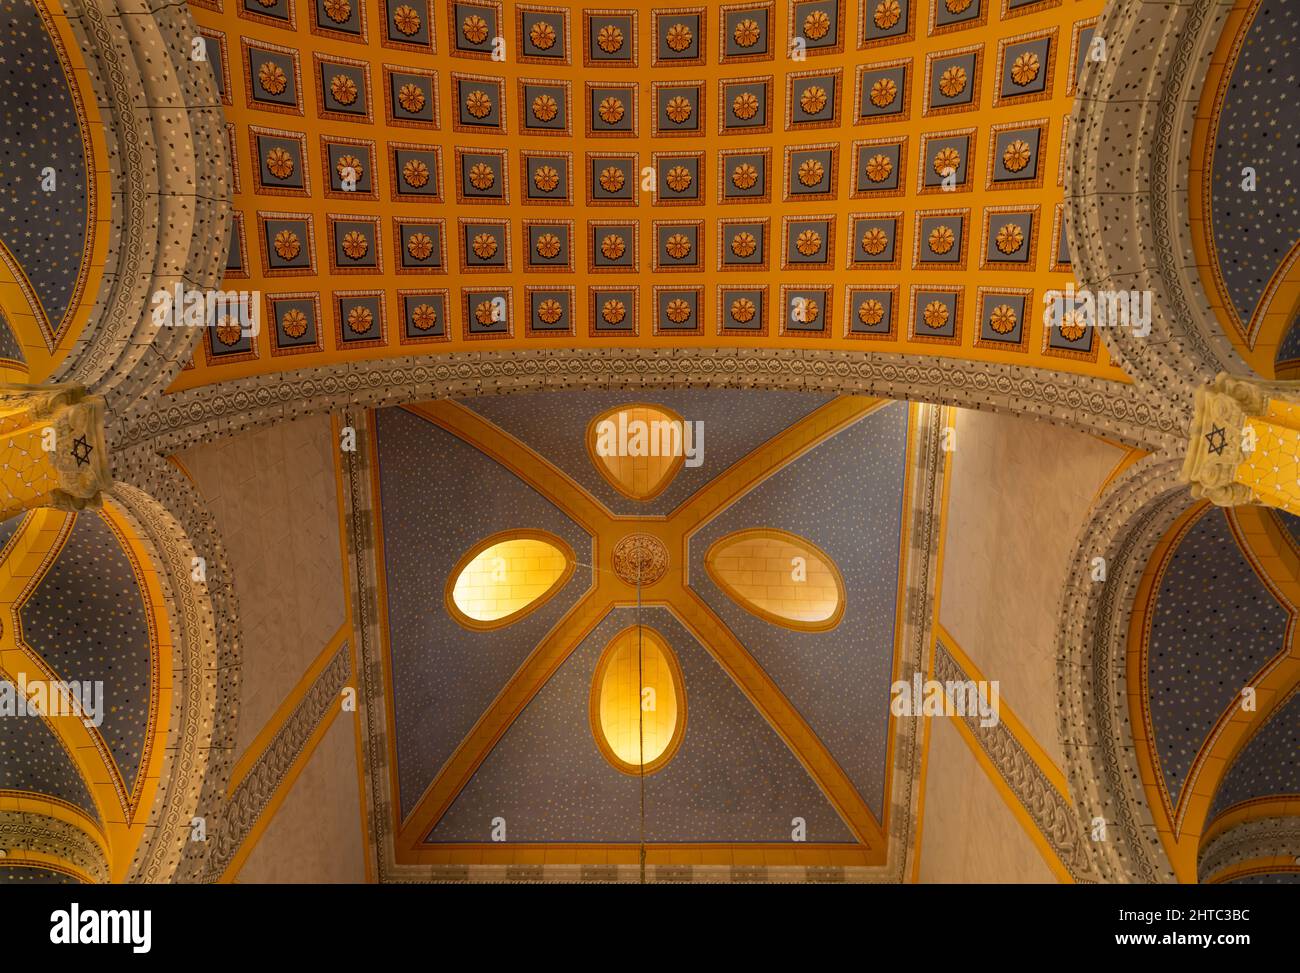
left=258, top=62, right=287, bottom=95
left=411, top=303, right=438, bottom=331
left=393, top=5, right=421, bottom=36
left=535, top=233, right=562, bottom=259
left=273, top=229, right=301, bottom=260
left=858, top=299, right=885, bottom=326
left=861, top=227, right=889, bottom=255
left=664, top=233, right=692, bottom=260
left=1011, top=52, right=1040, bottom=86
left=280, top=308, right=308, bottom=339
left=537, top=299, right=564, bottom=325
left=795, top=229, right=822, bottom=256
left=341, top=231, right=369, bottom=260
left=874, top=0, right=901, bottom=29
left=265, top=147, right=295, bottom=179
left=730, top=298, right=756, bottom=324
left=989, top=304, right=1017, bottom=335
left=665, top=299, right=692, bottom=324
left=462, top=14, right=489, bottom=44
left=995, top=223, right=1024, bottom=255
left=402, top=158, right=430, bottom=189
left=923, top=300, right=949, bottom=329
left=664, top=96, right=693, bottom=124
left=730, top=232, right=757, bottom=258
left=406, top=233, right=434, bottom=260
left=927, top=225, right=955, bottom=255
left=347, top=305, right=373, bottom=334
left=602, top=299, right=626, bottom=324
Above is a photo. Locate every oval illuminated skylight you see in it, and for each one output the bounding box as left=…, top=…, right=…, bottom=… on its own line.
left=446, top=530, right=575, bottom=630
left=589, top=626, right=686, bottom=775
left=585, top=403, right=688, bottom=501
left=704, top=528, right=845, bottom=631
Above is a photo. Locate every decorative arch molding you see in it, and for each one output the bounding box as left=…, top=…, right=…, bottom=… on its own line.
left=1055, top=454, right=1188, bottom=883
left=50, top=0, right=230, bottom=413
left=1065, top=0, right=1246, bottom=402
left=1199, top=816, right=1300, bottom=884
left=108, top=348, right=1187, bottom=460
left=0, top=808, right=110, bottom=884
left=107, top=462, right=242, bottom=883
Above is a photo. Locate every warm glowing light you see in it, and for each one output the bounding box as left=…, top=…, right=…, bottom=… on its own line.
left=590, top=626, right=686, bottom=774
left=585, top=403, right=690, bottom=501
left=447, top=531, right=574, bottom=629
left=705, top=528, right=845, bottom=631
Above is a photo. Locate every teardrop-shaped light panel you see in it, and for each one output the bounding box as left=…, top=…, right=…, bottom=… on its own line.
left=585, top=403, right=688, bottom=501
left=704, top=528, right=845, bottom=631
left=446, top=530, right=575, bottom=630
left=589, top=626, right=687, bottom=775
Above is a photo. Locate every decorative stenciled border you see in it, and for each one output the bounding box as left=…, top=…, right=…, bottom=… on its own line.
left=265, top=290, right=325, bottom=358
left=972, top=284, right=1033, bottom=353
left=396, top=287, right=453, bottom=345
left=844, top=283, right=900, bottom=340
left=523, top=284, right=579, bottom=337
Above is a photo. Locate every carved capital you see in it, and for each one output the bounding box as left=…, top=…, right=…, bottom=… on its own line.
left=0, top=383, right=112, bottom=522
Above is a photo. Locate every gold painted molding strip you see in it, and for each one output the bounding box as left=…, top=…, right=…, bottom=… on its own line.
left=206, top=638, right=351, bottom=881
left=933, top=637, right=1098, bottom=883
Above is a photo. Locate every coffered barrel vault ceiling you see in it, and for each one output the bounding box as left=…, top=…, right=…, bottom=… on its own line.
left=179, top=0, right=1116, bottom=392
left=371, top=390, right=911, bottom=863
